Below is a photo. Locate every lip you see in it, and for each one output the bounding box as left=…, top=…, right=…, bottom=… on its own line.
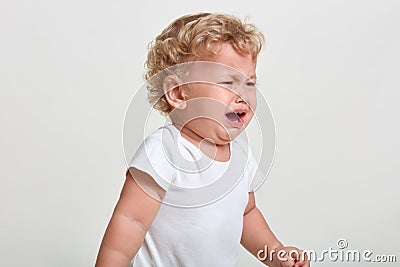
left=225, top=108, right=247, bottom=127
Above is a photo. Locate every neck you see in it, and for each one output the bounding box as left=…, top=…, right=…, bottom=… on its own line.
left=172, top=122, right=231, bottom=162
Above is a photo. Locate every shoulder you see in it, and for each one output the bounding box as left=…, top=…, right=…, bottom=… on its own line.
left=128, top=124, right=179, bottom=191
left=143, top=124, right=178, bottom=145
left=232, top=133, right=248, bottom=155
left=232, top=133, right=265, bottom=192
left=232, top=133, right=253, bottom=163
left=137, top=124, right=179, bottom=157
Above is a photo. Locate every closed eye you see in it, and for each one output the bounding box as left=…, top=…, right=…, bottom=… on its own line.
left=246, top=82, right=256, bottom=87
left=218, top=81, right=234, bottom=85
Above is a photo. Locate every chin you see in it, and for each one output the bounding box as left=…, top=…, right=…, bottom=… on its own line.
left=215, top=128, right=239, bottom=144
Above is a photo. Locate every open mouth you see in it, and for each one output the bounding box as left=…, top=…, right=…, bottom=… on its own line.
left=225, top=110, right=246, bottom=124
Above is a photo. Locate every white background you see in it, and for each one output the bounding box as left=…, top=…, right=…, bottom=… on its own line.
left=1, top=0, right=399, bottom=266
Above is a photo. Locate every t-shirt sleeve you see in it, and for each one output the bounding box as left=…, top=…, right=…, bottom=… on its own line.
left=247, top=146, right=265, bottom=192
left=128, top=129, right=177, bottom=191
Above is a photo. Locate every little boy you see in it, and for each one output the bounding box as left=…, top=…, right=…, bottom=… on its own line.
left=96, top=13, right=310, bottom=267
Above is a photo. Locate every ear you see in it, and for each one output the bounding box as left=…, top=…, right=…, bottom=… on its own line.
left=163, top=75, right=187, bottom=109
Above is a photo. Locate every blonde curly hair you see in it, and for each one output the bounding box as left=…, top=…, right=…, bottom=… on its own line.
left=145, top=12, right=265, bottom=115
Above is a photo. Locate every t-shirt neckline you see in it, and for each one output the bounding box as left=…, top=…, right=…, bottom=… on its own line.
left=168, top=123, right=232, bottom=165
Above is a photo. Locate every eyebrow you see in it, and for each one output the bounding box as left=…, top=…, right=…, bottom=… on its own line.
left=227, top=73, right=257, bottom=81
left=248, top=74, right=257, bottom=80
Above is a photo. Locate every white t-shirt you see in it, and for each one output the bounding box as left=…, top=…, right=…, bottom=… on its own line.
left=128, top=124, right=263, bottom=267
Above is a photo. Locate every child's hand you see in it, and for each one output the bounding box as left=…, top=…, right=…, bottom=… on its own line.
left=269, top=246, right=310, bottom=267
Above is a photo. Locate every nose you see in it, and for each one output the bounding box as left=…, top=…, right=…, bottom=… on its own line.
left=234, top=83, right=249, bottom=104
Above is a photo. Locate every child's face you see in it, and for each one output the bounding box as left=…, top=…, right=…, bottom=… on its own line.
left=171, top=43, right=257, bottom=145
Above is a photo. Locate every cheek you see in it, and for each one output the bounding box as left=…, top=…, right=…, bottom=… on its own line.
left=200, top=117, right=226, bottom=131
left=191, top=84, right=232, bottom=102
left=187, top=84, right=216, bottom=97
left=247, top=91, right=257, bottom=110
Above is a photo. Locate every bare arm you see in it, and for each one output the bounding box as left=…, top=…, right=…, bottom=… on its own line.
left=241, top=192, right=282, bottom=266
left=95, top=168, right=165, bottom=267
left=241, top=193, right=310, bottom=267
